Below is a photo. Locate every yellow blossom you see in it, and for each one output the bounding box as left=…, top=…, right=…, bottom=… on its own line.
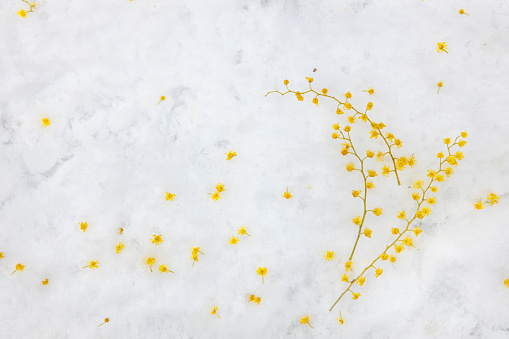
left=412, top=192, right=420, bottom=201
left=389, top=255, right=396, bottom=263
left=284, top=79, right=289, bottom=85
left=211, top=306, right=220, bottom=318
left=413, top=227, right=422, bottom=237
left=366, top=181, right=375, bottom=189
left=257, top=267, right=267, bottom=283
left=413, top=180, right=424, bottom=189
left=370, top=130, right=379, bottom=139
left=437, top=42, right=448, bottom=53
left=396, top=157, right=408, bottom=170
left=376, top=151, right=385, bottom=162
left=356, top=276, right=365, bottom=286
left=225, top=150, right=237, bottom=160
left=42, top=278, right=49, bottom=285
left=210, top=191, right=221, bottom=201
left=352, top=190, right=361, bottom=198
left=341, top=147, right=349, bottom=156
left=422, top=206, right=431, bottom=216
left=368, top=169, right=377, bottom=177
left=458, top=140, right=467, bottom=147
left=455, top=151, right=464, bottom=161
left=461, top=131, right=468, bottom=138
left=332, top=132, right=339, bottom=139
left=344, top=102, right=352, bottom=110
left=324, top=251, right=335, bottom=261
left=159, top=264, right=174, bottom=273
left=300, top=315, right=313, bottom=328
left=98, top=318, right=109, bottom=327
left=322, top=88, right=328, bottom=95
left=345, top=261, right=353, bottom=271
left=11, top=263, right=25, bottom=274
left=18, top=9, right=27, bottom=17
left=474, top=200, right=483, bottom=209
left=337, top=312, right=345, bottom=324
left=363, top=87, right=375, bottom=95
left=191, top=253, right=199, bottom=266
left=344, top=125, right=351, bottom=132
left=332, top=123, right=340, bottom=130
left=364, top=228, right=372, bottom=238
left=119, top=227, right=123, bottom=234
left=375, top=268, right=383, bottom=278
left=505, top=279, right=509, bottom=288
left=83, top=260, right=99, bottom=270
left=437, top=152, right=444, bottom=158
left=407, top=155, right=417, bottom=168
left=157, top=96, right=165, bottom=105
left=382, top=165, right=391, bottom=176
left=0, top=252, right=4, bottom=260
left=229, top=236, right=239, bottom=244
left=115, top=242, right=125, bottom=254
left=79, top=221, right=88, bottom=232
left=366, top=150, right=374, bottom=158
left=344, top=91, right=352, bottom=99
left=437, top=80, right=443, bottom=94
left=391, top=228, right=399, bottom=235
left=312, top=97, right=319, bottom=106
left=353, top=216, right=362, bottom=226
left=238, top=227, right=251, bottom=236
left=165, top=192, right=176, bottom=201
left=366, top=102, right=373, bottom=111
left=443, top=138, right=451, bottom=145
left=347, top=116, right=355, bottom=124
left=394, top=244, right=404, bottom=253
left=459, top=9, right=469, bottom=15
left=351, top=291, right=361, bottom=300
left=296, top=92, right=304, bottom=101
left=283, top=187, right=292, bottom=199
left=336, top=108, right=344, bottom=115
left=386, top=132, right=395, bottom=141
left=360, top=114, right=369, bottom=123
left=487, top=193, right=499, bottom=205
left=249, top=294, right=261, bottom=304
left=445, top=167, right=454, bottom=177
left=402, top=237, right=414, bottom=247
left=381, top=253, right=389, bottom=260
left=306, top=77, right=313, bottom=83
left=342, top=274, right=349, bottom=282
left=215, top=183, right=226, bottom=193
left=415, top=210, right=425, bottom=219
left=431, top=186, right=438, bottom=193
left=151, top=234, right=163, bottom=245
left=397, top=211, right=406, bottom=220
left=427, top=197, right=437, bottom=204
left=41, top=118, right=51, bottom=127
left=394, top=139, right=402, bottom=148
left=372, top=207, right=382, bottom=216
left=346, top=163, right=355, bottom=172
left=435, top=174, right=445, bottom=182
left=146, top=257, right=156, bottom=272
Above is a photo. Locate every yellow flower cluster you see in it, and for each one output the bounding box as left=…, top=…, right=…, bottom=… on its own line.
left=225, top=150, right=237, bottom=161
left=249, top=294, right=262, bottom=304
left=17, top=0, right=35, bottom=17
left=208, top=183, right=226, bottom=201
left=475, top=192, right=499, bottom=209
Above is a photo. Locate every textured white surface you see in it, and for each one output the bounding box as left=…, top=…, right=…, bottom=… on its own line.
left=1, top=0, right=509, bottom=338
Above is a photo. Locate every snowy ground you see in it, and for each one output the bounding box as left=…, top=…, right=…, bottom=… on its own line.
left=1, top=0, right=509, bottom=338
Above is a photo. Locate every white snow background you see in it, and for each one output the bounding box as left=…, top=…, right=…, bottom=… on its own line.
left=1, top=0, right=508, bottom=338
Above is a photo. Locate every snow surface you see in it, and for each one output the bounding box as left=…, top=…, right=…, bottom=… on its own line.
left=1, top=0, right=509, bottom=338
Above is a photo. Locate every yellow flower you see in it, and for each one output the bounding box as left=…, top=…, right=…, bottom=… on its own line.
left=344, top=102, right=352, bottom=110
left=192, top=247, right=203, bottom=255
left=389, top=255, right=396, bottom=263
left=119, top=227, right=123, bottom=234
left=295, top=92, right=304, bottom=101
left=356, top=276, right=366, bottom=286
left=370, top=130, right=379, bottom=139
left=375, top=268, right=383, bottom=278
left=332, top=132, right=339, bottom=139
left=322, top=88, right=328, bottom=95
left=353, top=216, right=362, bottom=226
left=431, top=186, right=438, bottom=193
left=211, top=306, right=220, bottom=318
left=146, top=257, right=156, bottom=272
left=364, top=87, right=375, bottom=95
left=257, top=267, right=267, bottom=283
left=459, top=9, right=469, bottom=15
left=461, top=131, right=468, bottom=138
left=209, top=191, right=221, bottom=201
left=347, top=116, right=355, bottom=124
left=98, top=318, right=110, bottom=327
left=382, top=165, right=391, bottom=177
left=396, top=157, right=408, bottom=170
left=377, top=151, right=385, bottom=162
left=346, top=163, right=355, bottom=172
left=391, top=228, right=399, bottom=235
left=115, top=242, right=125, bottom=254
left=394, top=244, right=404, bottom=253
left=213, top=183, right=226, bottom=193
left=422, top=206, right=432, bottom=216
left=337, top=312, right=345, bottom=324
left=366, top=102, right=373, bottom=111
left=324, top=251, right=335, bottom=261
left=159, top=264, right=174, bottom=273
left=151, top=234, right=163, bottom=245
left=191, top=253, right=199, bottom=266
left=412, top=192, right=420, bottom=201
left=42, top=278, right=49, bottom=285
left=413, top=227, right=422, bottom=237
left=435, top=174, right=445, bottom=182
left=0, top=252, right=4, bottom=260
left=437, top=80, right=444, bottom=94
left=342, top=274, right=349, bottom=282
left=437, top=42, right=448, bottom=53
left=372, top=207, right=382, bottom=216
left=458, top=140, right=467, bottom=147
left=352, top=190, right=361, bottom=198
left=238, top=227, right=251, bottom=236
left=427, top=197, right=437, bottom=204
left=487, top=193, right=499, bottom=205
left=344, top=125, right=351, bottom=132
left=366, top=181, right=375, bottom=189
left=165, top=192, right=176, bottom=201
left=18, top=9, right=27, bottom=17
left=249, top=294, right=261, bottom=304
left=366, top=150, right=374, bottom=158
left=381, top=253, right=389, bottom=260
left=229, top=236, right=239, bottom=244
left=284, top=79, right=289, bottom=85
left=351, top=291, right=361, bottom=300
left=386, top=132, right=395, bottom=141
left=437, top=152, right=444, bottom=159
left=443, top=138, right=451, bottom=145
left=505, top=279, right=509, bottom=288
left=336, top=108, right=344, bottom=115
left=367, top=169, right=377, bottom=177
left=312, top=97, right=319, bottom=106
left=306, top=77, right=313, bottom=83
left=83, top=260, right=99, bottom=270
left=300, top=315, right=313, bottom=328
left=79, top=221, right=88, bottom=232
left=397, top=211, right=406, bottom=219
left=225, top=150, right=237, bottom=160
left=157, top=96, right=165, bottom=105
left=41, top=118, right=51, bottom=127
left=394, top=139, right=402, bottom=148
left=11, top=263, right=25, bottom=274
left=283, top=187, right=292, bottom=199
left=407, top=155, right=417, bottom=168
left=332, top=123, right=340, bottom=130
left=445, top=167, right=454, bottom=177
left=364, top=228, right=372, bottom=238
left=474, top=200, right=483, bottom=209
left=345, top=91, right=352, bottom=99
left=360, top=114, right=369, bottom=123
left=402, top=237, right=413, bottom=247
left=413, top=180, right=424, bottom=189
left=345, top=261, right=353, bottom=271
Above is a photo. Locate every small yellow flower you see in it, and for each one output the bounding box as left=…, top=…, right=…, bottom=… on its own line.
left=391, top=228, right=400, bottom=235
left=461, top=131, right=468, bottom=138
left=445, top=167, right=454, bottom=177
left=366, top=150, right=374, bottom=158
left=356, top=276, right=366, bottom=286
left=346, top=163, right=355, bottom=172
left=249, top=294, right=261, bottom=304
left=381, top=253, right=389, bottom=260
left=79, top=221, right=88, bottom=232
left=375, top=268, right=383, bottom=278
left=347, top=116, right=356, bottom=124
left=437, top=81, right=443, bottom=94
left=353, top=216, right=362, bottom=226
left=41, top=118, right=51, bottom=127
left=413, top=227, right=422, bottom=237
left=386, top=132, right=395, bottom=141
left=159, top=264, right=174, bottom=273
left=458, top=140, right=467, bottom=147
left=151, top=234, right=163, bottom=245
left=296, top=92, right=304, bottom=101
left=351, top=291, right=361, bottom=300
left=157, top=96, right=165, bottom=105
left=377, top=151, right=385, bottom=162
left=0, top=252, right=4, bottom=260
left=367, top=169, right=377, bottom=177
left=397, top=211, right=406, bottom=220
left=431, top=186, right=438, bottom=193
left=443, top=138, right=451, bottom=145
left=209, top=191, right=221, bottom=201
left=238, top=227, right=251, bottom=236
left=474, top=200, right=483, bottom=209
left=211, top=306, right=220, bottom=318
left=119, top=228, right=124, bottom=234
left=284, top=79, right=289, bottom=85
left=413, top=180, right=424, bottom=189
left=394, top=139, right=402, bottom=148
left=283, top=187, right=292, bottom=199
left=344, top=125, right=351, bottom=132
left=83, top=260, right=99, bottom=270
left=324, top=250, right=335, bottom=261
left=363, top=87, right=375, bottom=95
left=487, top=193, right=499, bottom=205
left=98, top=318, right=109, bottom=327
left=394, top=244, right=404, bottom=253
left=402, top=237, right=414, bottom=247
left=344, top=102, right=352, bottom=110
left=165, top=192, right=176, bottom=201
left=300, top=315, right=313, bottom=328
left=332, top=132, right=339, bottom=139
left=229, top=236, right=239, bottom=244
left=115, top=242, right=125, bottom=254
left=257, top=267, right=267, bottom=283
left=366, top=181, right=375, bottom=189
left=427, top=197, right=437, bottom=204
left=191, top=247, right=204, bottom=266
left=366, top=102, right=373, bottom=111
left=191, top=253, right=199, bottom=266
left=337, top=312, right=345, bottom=324
left=372, top=207, right=382, bottom=216
left=10, top=263, right=25, bottom=275
left=42, top=278, right=49, bottom=285
left=306, top=77, right=313, bottom=83
left=146, top=257, right=156, bottom=272
left=455, top=151, right=464, bottom=160
left=342, top=274, right=349, bottom=282
left=363, top=228, right=372, bottom=238
left=435, top=174, right=445, bottom=182
left=225, top=150, right=237, bottom=160
left=332, top=123, right=340, bottom=130
left=505, top=279, right=509, bottom=288
left=459, top=9, right=469, bottom=15
left=322, top=88, right=328, bottom=95
left=422, top=206, right=432, bottom=216
left=352, top=190, right=361, bottom=198
left=437, top=42, right=448, bottom=53
left=407, top=155, right=417, bottom=167
left=345, top=261, right=353, bottom=271
left=369, top=130, right=379, bottom=139
left=312, top=97, right=319, bottom=106
left=336, top=108, right=344, bottom=115
left=18, top=9, right=27, bottom=17
left=389, top=255, right=396, bottom=263
left=344, top=91, right=352, bottom=99
left=382, top=165, right=391, bottom=177
left=412, top=192, right=420, bottom=201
